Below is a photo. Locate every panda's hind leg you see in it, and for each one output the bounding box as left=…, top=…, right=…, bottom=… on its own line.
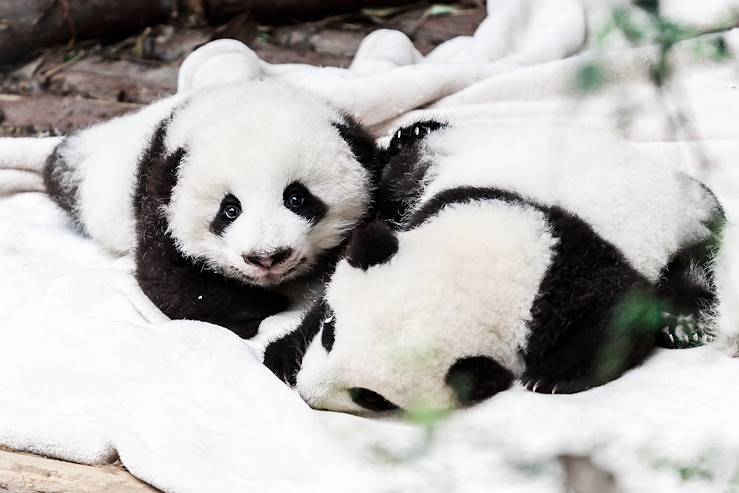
left=655, top=229, right=722, bottom=349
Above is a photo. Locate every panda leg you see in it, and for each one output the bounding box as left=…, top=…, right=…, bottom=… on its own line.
left=386, top=120, right=446, bottom=156
left=657, top=312, right=711, bottom=349
left=521, top=326, right=657, bottom=395
left=655, top=229, right=722, bottom=349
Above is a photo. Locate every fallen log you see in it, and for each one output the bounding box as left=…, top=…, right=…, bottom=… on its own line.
left=0, top=0, right=175, bottom=64
left=0, top=93, right=141, bottom=136
left=0, top=449, right=159, bottom=493
left=203, top=0, right=424, bottom=21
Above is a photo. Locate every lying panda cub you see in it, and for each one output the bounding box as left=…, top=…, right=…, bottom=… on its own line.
left=39, top=82, right=380, bottom=337
left=264, top=119, right=724, bottom=412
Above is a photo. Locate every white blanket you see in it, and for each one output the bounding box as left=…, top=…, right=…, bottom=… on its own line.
left=2, top=1, right=739, bottom=492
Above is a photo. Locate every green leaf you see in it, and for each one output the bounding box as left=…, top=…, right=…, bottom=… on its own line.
left=613, top=7, right=645, bottom=44
left=405, top=406, right=451, bottom=428
left=575, top=62, right=607, bottom=94
left=360, top=6, right=407, bottom=18
left=712, top=35, right=731, bottom=62
left=634, top=0, right=660, bottom=14
left=428, top=4, right=460, bottom=17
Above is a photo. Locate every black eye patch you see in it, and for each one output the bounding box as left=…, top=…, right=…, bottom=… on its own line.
left=349, top=387, right=399, bottom=412
left=283, top=181, right=327, bottom=225
left=445, top=356, right=514, bottom=405
left=210, top=193, right=241, bottom=236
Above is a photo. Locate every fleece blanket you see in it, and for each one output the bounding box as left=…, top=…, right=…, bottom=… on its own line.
left=2, top=1, right=739, bottom=492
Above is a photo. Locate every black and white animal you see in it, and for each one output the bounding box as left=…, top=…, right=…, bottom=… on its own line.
left=0, top=82, right=380, bottom=338
left=264, top=119, right=724, bottom=412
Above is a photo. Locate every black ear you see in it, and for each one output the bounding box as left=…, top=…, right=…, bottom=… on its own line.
left=346, top=220, right=399, bottom=270
left=332, top=113, right=382, bottom=185
left=445, top=356, right=514, bottom=405
left=133, top=116, right=185, bottom=218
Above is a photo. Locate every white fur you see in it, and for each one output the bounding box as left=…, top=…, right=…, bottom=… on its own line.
left=417, top=121, right=716, bottom=282
left=295, top=121, right=722, bottom=412
left=297, top=201, right=556, bottom=412
left=2, top=81, right=372, bottom=289
left=164, top=83, right=371, bottom=286
left=65, top=94, right=188, bottom=253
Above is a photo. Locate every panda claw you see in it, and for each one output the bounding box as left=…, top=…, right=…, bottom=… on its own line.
left=551, top=384, right=559, bottom=394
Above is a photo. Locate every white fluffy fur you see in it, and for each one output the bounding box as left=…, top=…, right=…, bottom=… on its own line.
left=164, top=83, right=371, bottom=285
left=298, top=201, right=556, bottom=411
left=62, top=95, right=187, bottom=254
left=418, top=121, right=716, bottom=282
left=6, top=81, right=371, bottom=288
left=295, top=121, right=721, bottom=412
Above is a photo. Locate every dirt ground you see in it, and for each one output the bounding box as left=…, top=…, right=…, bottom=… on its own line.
left=0, top=1, right=484, bottom=137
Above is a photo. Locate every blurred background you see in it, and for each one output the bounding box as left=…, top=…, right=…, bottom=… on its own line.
left=0, top=0, right=483, bottom=136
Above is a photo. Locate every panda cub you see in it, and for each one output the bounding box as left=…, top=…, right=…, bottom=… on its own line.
left=28, top=82, right=379, bottom=338
left=264, top=119, right=724, bottom=412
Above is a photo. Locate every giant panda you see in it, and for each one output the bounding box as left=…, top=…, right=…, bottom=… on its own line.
left=264, top=119, right=724, bottom=412
left=1, top=81, right=380, bottom=338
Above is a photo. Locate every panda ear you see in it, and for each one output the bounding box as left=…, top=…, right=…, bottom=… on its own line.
left=346, top=220, right=399, bottom=270
left=332, top=114, right=381, bottom=184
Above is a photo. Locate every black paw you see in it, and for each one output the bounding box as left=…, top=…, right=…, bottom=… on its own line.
left=387, top=120, right=445, bottom=155
left=657, top=312, right=713, bottom=349
left=521, top=376, right=593, bottom=395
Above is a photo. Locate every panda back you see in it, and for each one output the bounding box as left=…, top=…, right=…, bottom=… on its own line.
left=418, top=121, right=721, bottom=282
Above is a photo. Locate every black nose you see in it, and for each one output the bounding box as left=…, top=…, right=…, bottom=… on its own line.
left=244, top=248, right=293, bottom=269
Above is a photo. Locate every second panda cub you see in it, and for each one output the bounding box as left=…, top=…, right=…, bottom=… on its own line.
left=41, top=82, right=379, bottom=338
left=265, top=119, right=724, bottom=412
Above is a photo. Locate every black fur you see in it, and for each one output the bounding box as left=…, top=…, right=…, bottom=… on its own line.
left=375, top=120, right=446, bottom=225
left=282, top=181, right=327, bottom=224
left=346, top=219, right=399, bottom=270
left=333, top=114, right=382, bottom=187
left=264, top=300, right=326, bottom=385
left=446, top=356, right=515, bottom=404
left=321, top=307, right=336, bottom=352
left=385, top=120, right=446, bottom=157
left=133, top=120, right=289, bottom=339
left=407, top=187, right=526, bottom=230
left=654, top=209, right=724, bottom=348
left=521, top=206, right=658, bottom=394
left=43, top=140, right=83, bottom=228
left=408, top=186, right=660, bottom=395
left=210, top=193, right=241, bottom=236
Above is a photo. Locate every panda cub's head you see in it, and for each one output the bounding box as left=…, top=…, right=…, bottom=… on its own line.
left=161, top=82, right=376, bottom=287
left=265, top=214, right=532, bottom=413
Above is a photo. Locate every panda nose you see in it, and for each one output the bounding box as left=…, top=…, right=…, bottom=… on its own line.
left=244, top=248, right=293, bottom=268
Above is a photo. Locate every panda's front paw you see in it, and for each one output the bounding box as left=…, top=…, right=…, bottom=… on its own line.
left=387, top=120, right=445, bottom=154
left=657, top=312, right=713, bottom=349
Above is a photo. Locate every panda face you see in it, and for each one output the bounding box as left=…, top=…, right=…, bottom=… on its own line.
left=163, top=83, right=372, bottom=287
left=285, top=201, right=556, bottom=413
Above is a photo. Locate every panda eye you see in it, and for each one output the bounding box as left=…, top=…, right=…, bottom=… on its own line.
left=349, top=388, right=399, bottom=412
left=285, top=192, right=306, bottom=210
left=222, top=204, right=241, bottom=220
left=282, top=181, right=327, bottom=224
